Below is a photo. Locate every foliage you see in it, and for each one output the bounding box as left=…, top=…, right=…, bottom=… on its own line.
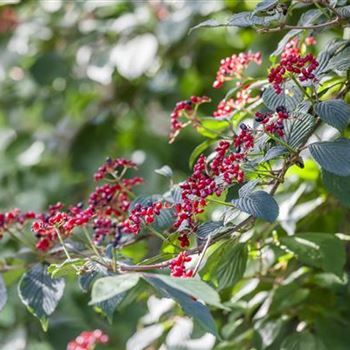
left=0, top=1, right=350, bottom=349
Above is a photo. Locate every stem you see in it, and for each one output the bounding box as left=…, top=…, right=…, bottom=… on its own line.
left=82, top=227, right=103, bottom=260
left=289, top=75, right=313, bottom=104
left=193, top=234, right=211, bottom=276
left=207, top=197, right=235, bottom=208
left=55, top=228, right=72, bottom=261
left=267, top=133, right=296, bottom=154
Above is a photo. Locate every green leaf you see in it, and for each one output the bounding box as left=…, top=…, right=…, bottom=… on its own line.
left=215, top=243, right=248, bottom=290
left=336, top=5, right=350, bottom=19
left=0, top=274, right=7, bottom=312
left=196, top=118, right=228, bottom=138
left=297, top=9, right=323, bottom=26
left=322, top=169, right=350, bottom=208
left=315, top=100, right=350, bottom=131
left=48, top=259, right=85, bottom=279
left=90, top=273, right=140, bottom=304
left=145, top=276, right=218, bottom=336
left=263, top=146, right=288, bottom=161
left=201, top=242, right=248, bottom=290
left=270, top=283, right=310, bottom=314
left=18, top=264, right=65, bottom=330
left=309, top=138, right=350, bottom=176
left=284, top=112, right=315, bottom=149
left=262, top=81, right=303, bottom=112
left=281, top=331, right=326, bottom=350
left=189, top=140, right=216, bottom=169
left=232, top=191, right=279, bottom=222
left=279, top=233, right=346, bottom=277
left=145, top=274, right=224, bottom=309
left=94, top=294, right=125, bottom=323
left=30, top=53, right=69, bottom=86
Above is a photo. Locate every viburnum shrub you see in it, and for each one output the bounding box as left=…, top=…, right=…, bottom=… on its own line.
left=1, top=1, right=350, bottom=349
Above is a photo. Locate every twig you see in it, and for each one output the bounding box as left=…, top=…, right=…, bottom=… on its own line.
left=192, top=234, right=212, bottom=277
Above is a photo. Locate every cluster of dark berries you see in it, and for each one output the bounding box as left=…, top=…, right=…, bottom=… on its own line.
left=94, top=158, right=136, bottom=181
left=268, top=51, right=319, bottom=94
left=233, top=124, right=255, bottom=152
left=121, top=201, right=163, bottom=235
left=169, top=96, right=210, bottom=143
left=67, top=329, right=109, bottom=350
left=255, top=106, right=289, bottom=137
left=170, top=252, right=193, bottom=277
left=213, top=52, right=261, bottom=89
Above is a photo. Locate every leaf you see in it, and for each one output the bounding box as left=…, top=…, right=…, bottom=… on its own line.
left=297, top=9, right=323, bottom=25
left=95, top=293, right=125, bottom=323
left=309, top=138, right=350, bottom=176
left=155, top=165, right=173, bottom=177
left=322, top=169, right=350, bottom=208
left=263, top=146, right=288, bottom=161
left=253, top=0, right=279, bottom=15
left=0, top=274, right=7, bottom=312
left=232, top=191, right=279, bottom=222
left=145, top=274, right=224, bottom=309
left=226, top=12, right=255, bottom=27
left=238, top=179, right=259, bottom=197
left=281, top=331, right=326, bottom=350
left=189, top=140, right=216, bottom=169
left=284, top=112, right=315, bottom=149
left=145, top=277, right=218, bottom=336
left=48, top=259, right=85, bottom=278
left=262, top=81, right=303, bottom=112
left=280, top=233, right=346, bottom=277
left=215, top=243, right=248, bottom=290
left=196, top=118, right=228, bottom=138
left=90, top=273, right=140, bottom=304
left=315, top=100, right=350, bottom=131
left=336, top=5, right=350, bottom=19
left=189, top=19, right=224, bottom=33
left=18, top=264, right=65, bottom=330
left=326, top=46, right=350, bottom=72
left=196, top=221, right=228, bottom=244
left=272, top=29, right=302, bottom=56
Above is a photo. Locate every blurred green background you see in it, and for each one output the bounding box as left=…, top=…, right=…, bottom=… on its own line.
left=0, top=1, right=341, bottom=349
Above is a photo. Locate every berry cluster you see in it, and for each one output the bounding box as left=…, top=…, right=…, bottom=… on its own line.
left=213, top=52, right=261, bottom=89
left=169, top=96, right=210, bottom=143
left=121, top=201, right=163, bottom=235
left=0, top=209, right=36, bottom=238
left=268, top=50, right=319, bottom=94
left=170, top=252, right=193, bottom=277
left=67, top=329, right=109, bottom=350
left=94, top=158, right=136, bottom=181
left=255, top=106, right=289, bottom=137
left=213, top=85, right=257, bottom=118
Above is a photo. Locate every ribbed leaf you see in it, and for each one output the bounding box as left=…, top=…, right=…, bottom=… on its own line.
left=238, top=179, right=259, bottom=197
left=215, top=243, right=248, bottom=290
left=189, top=19, right=224, bottom=33
left=90, top=273, right=140, bottom=304
left=281, top=331, right=326, bottom=350
left=227, top=12, right=255, bottom=27
left=315, top=100, right=350, bottom=131
left=309, top=138, right=350, bottom=176
left=18, top=264, right=65, bottom=329
left=280, top=233, right=345, bottom=277
left=284, top=112, right=315, bottom=149
left=336, top=5, right=350, bottom=19
left=272, top=30, right=301, bottom=56
left=326, top=46, right=350, bottom=72
left=95, top=293, right=125, bottom=323
left=262, top=81, right=303, bottom=112
left=155, top=165, right=173, bottom=177
left=0, top=274, right=7, bottom=312
left=233, top=191, right=279, bottom=222
left=196, top=221, right=228, bottom=244
left=145, top=277, right=218, bottom=336
left=253, top=0, right=279, bottom=14
left=263, top=146, right=288, bottom=161
left=147, top=274, right=224, bottom=309
left=322, top=170, right=350, bottom=208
